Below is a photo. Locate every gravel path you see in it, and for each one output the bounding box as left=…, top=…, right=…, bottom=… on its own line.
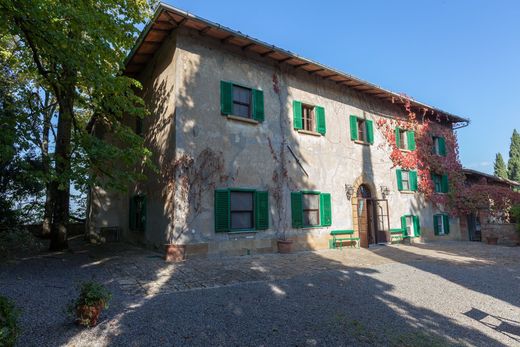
left=1, top=240, right=519, bottom=346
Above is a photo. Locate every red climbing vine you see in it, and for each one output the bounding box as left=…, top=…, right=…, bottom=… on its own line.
left=377, top=95, right=520, bottom=217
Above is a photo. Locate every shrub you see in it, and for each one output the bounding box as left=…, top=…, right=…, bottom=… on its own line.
left=510, top=204, right=520, bottom=233
left=0, top=227, right=43, bottom=259
left=0, top=295, right=20, bottom=347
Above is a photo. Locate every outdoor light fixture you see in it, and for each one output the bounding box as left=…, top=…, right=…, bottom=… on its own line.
left=345, top=184, right=354, bottom=200
left=381, top=185, right=390, bottom=199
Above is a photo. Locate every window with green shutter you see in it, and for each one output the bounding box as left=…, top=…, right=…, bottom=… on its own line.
left=291, top=191, right=332, bottom=228
left=434, top=214, right=449, bottom=235
left=350, top=115, right=373, bottom=144
left=220, top=81, right=264, bottom=122
left=397, top=169, right=417, bottom=192
left=401, top=214, right=420, bottom=237
left=214, top=188, right=269, bottom=232
left=396, top=127, right=415, bottom=151
left=432, top=173, right=448, bottom=193
left=407, top=131, right=416, bottom=150
left=433, top=136, right=447, bottom=156
left=293, top=101, right=326, bottom=135
left=129, top=194, right=146, bottom=232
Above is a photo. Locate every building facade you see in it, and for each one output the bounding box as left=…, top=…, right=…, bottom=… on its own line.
left=88, top=4, right=469, bottom=257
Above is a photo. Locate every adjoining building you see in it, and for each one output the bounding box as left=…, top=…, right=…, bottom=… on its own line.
left=88, top=3, right=471, bottom=257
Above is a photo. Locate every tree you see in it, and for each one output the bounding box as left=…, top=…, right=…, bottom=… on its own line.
left=1, top=0, right=154, bottom=250
left=494, top=153, right=508, bottom=179
left=508, top=129, right=520, bottom=182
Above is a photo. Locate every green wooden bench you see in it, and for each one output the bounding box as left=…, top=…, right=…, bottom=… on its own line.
left=330, top=230, right=360, bottom=249
left=390, top=228, right=410, bottom=244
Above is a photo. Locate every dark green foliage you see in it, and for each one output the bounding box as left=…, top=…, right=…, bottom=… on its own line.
left=0, top=295, right=20, bottom=347
left=494, top=153, right=508, bottom=179
left=69, top=281, right=112, bottom=311
left=508, top=129, right=520, bottom=182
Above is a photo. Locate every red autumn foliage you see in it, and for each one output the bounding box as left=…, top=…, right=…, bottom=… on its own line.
left=377, top=95, right=520, bottom=216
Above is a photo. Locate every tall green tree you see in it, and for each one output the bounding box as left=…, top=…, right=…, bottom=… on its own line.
left=1, top=0, right=154, bottom=250
left=494, top=153, right=508, bottom=179
left=508, top=129, right=520, bottom=182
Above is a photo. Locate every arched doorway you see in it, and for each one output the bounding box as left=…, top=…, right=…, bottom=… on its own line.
left=352, top=184, right=390, bottom=248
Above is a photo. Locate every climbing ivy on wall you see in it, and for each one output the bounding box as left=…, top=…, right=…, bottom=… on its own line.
left=377, top=95, right=520, bottom=217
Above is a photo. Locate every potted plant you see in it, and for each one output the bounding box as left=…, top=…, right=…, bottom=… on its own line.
left=165, top=243, right=187, bottom=262
left=68, top=281, right=112, bottom=327
left=510, top=204, right=520, bottom=246
left=276, top=225, right=293, bottom=254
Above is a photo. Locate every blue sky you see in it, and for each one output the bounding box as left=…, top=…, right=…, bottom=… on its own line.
left=162, top=0, right=519, bottom=173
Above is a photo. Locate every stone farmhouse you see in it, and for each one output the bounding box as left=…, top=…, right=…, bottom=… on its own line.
left=88, top=3, right=471, bottom=257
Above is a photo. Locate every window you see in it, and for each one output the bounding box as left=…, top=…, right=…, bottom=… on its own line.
left=434, top=214, right=450, bottom=235
left=401, top=215, right=420, bottom=237
left=129, top=195, right=146, bottom=232
left=220, top=81, right=264, bottom=122
left=302, top=104, right=315, bottom=132
left=291, top=191, right=331, bottom=228
left=433, top=136, right=446, bottom=156
left=432, top=173, right=448, bottom=193
left=303, top=193, right=320, bottom=227
left=349, top=115, right=374, bottom=144
left=397, top=129, right=407, bottom=150
left=214, top=189, right=269, bottom=232
left=357, top=119, right=367, bottom=142
left=292, top=101, right=326, bottom=135
left=396, top=169, right=418, bottom=192
left=232, top=85, right=252, bottom=118
left=230, top=191, right=254, bottom=229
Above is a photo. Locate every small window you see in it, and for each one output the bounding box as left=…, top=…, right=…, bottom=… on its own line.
left=230, top=191, right=254, bottom=230
left=302, top=104, right=315, bottom=132
left=398, top=129, right=407, bottom=150
left=303, top=193, right=320, bottom=227
left=432, top=174, right=442, bottom=193
left=434, top=214, right=449, bottom=235
left=357, top=119, right=366, bottom=142
left=433, top=136, right=446, bottom=156
left=129, top=195, right=146, bottom=232
left=401, top=171, right=411, bottom=191
left=405, top=216, right=414, bottom=237
left=232, top=85, right=252, bottom=118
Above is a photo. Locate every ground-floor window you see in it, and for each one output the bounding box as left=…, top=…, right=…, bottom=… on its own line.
left=434, top=214, right=450, bottom=235
left=214, top=189, right=269, bottom=232
left=401, top=214, right=420, bottom=237
left=291, top=191, right=332, bottom=228
left=129, top=194, right=147, bottom=232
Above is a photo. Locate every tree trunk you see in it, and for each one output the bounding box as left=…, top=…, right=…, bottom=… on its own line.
left=49, top=89, right=74, bottom=251
left=41, top=96, right=53, bottom=238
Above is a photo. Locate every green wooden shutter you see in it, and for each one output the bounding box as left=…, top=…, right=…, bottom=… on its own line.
left=293, top=101, right=303, bottom=130
left=315, top=106, right=326, bottom=135
left=407, top=131, right=416, bottom=150
left=320, top=193, right=332, bottom=226
left=366, top=119, right=374, bottom=144
left=438, top=137, right=447, bottom=156
left=214, top=189, right=230, bottom=232
left=291, top=192, right=303, bottom=228
left=396, top=169, right=403, bottom=191
left=401, top=216, right=407, bottom=236
left=220, top=81, right=233, bottom=115
left=409, top=171, right=418, bottom=191
left=255, top=191, right=269, bottom=230
left=129, top=196, right=136, bottom=230
left=413, top=215, right=420, bottom=236
left=140, top=195, right=147, bottom=232
left=395, top=127, right=401, bottom=148
left=349, top=115, right=358, bottom=140
left=441, top=174, right=449, bottom=193
left=443, top=215, right=450, bottom=234
left=433, top=215, right=440, bottom=235
left=252, top=89, right=264, bottom=122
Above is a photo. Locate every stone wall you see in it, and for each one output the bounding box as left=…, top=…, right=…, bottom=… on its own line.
left=481, top=223, right=519, bottom=246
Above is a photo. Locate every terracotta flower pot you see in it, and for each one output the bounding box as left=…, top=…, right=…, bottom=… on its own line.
left=277, top=239, right=293, bottom=254
left=76, top=302, right=104, bottom=327
left=165, top=244, right=186, bottom=262
left=486, top=236, right=498, bottom=245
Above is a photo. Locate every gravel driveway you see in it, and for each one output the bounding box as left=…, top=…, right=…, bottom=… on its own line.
left=1, top=240, right=519, bottom=346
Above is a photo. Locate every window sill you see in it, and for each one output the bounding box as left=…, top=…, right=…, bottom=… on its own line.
left=227, top=115, right=259, bottom=125
left=301, top=226, right=328, bottom=230
left=399, top=149, right=412, bottom=153
left=399, top=190, right=416, bottom=194
left=354, top=140, right=371, bottom=146
left=297, top=129, right=322, bottom=137
left=228, top=230, right=258, bottom=234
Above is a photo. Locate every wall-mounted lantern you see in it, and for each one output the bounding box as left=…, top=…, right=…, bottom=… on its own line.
left=380, top=185, right=390, bottom=199
left=345, top=184, right=354, bottom=200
